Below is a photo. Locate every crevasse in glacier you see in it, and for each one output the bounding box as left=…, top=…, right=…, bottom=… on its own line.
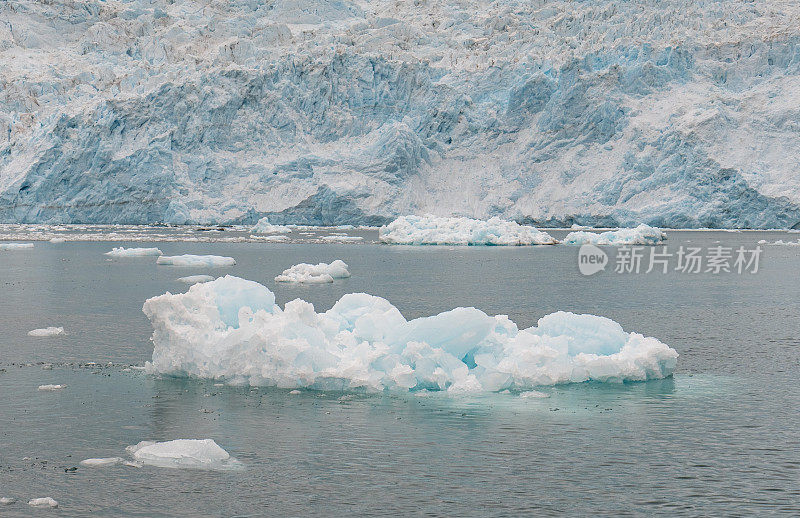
left=2, top=0, right=799, bottom=228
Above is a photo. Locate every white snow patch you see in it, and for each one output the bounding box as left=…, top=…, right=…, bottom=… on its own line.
left=28, top=498, right=58, bottom=508
left=379, top=216, right=557, bottom=246
left=126, top=439, right=240, bottom=470
left=38, top=384, right=66, bottom=391
left=562, top=225, right=667, bottom=246
left=0, top=243, right=34, bottom=250
left=274, top=260, right=351, bottom=283
left=177, top=275, right=215, bottom=284
left=28, top=327, right=65, bottom=337
left=250, top=217, right=292, bottom=234
left=157, top=255, right=236, bottom=267
left=104, top=247, right=163, bottom=257
left=143, top=276, right=678, bottom=393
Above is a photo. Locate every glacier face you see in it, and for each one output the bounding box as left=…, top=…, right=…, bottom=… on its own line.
left=1, top=0, right=800, bottom=227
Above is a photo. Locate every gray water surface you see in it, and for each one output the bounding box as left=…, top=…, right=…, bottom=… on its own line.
left=1, top=231, right=798, bottom=516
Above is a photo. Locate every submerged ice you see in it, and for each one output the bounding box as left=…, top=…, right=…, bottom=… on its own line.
left=379, top=216, right=557, bottom=246
left=143, top=276, right=677, bottom=392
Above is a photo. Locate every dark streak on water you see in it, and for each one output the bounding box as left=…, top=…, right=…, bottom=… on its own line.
left=0, top=230, right=799, bottom=516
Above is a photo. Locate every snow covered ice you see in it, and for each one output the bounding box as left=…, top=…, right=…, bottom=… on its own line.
left=275, top=260, right=351, bottom=284
left=379, top=216, right=556, bottom=246
left=28, top=498, right=58, bottom=508
left=105, top=247, right=163, bottom=257
left=126, top=439, right=240, bottom=470
left=0, top=243, right=34, bottom=250
left=250, top=217, right=292, bottom=234
left=562, top=225, right=667, bottom=246
left=177, top=275, right=215, bottom=284
left=28, top=327, right=65, bottom=337
left=157, top=255, right=236, bottom=267
left=143, top=276, right=678, bottom=392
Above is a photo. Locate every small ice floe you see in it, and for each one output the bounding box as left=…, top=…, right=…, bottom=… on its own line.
left=28, top=327, right=65, bottom=337
left=320, top=235, right=363, bottom=242
left=0, top=497, right=16, bottom=505
left=250, top=217, right=292, bottom=234
left=177, top=275, right=215, bottom=284
left=38, top=384, right=66, bottom=391
left=126, top=439, right=240, bottom=470
left=274, top=260, right=351, bottom=283
left=80, top=457, right=125, bottom=467
left=562, top=224, right=666, bottom=246
left=49, top=237, right=66, bottom=243
left=0, top=243, right=34, bottom=250
left=251, top=235, right=289, bottom=243
left=157, top=255, right=236, bottom=267
left=105, top=247, right=163, bottom=257
left=28, top=497, right=58, bottom=508
left=289, top=389, right=301, bottom=395
left=379, top=215, right=556, bottom=245
left=519, top=390, right=550, bottom=398
left=764, top=239, right=800, bottom=246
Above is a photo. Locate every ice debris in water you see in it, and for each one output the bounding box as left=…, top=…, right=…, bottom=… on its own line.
left=38, top=384, right=66, bottom=391
left=274, top=260, right=351, bottom=283
left=177, top=275, right=215, bottom=284
left=519, top=390, right=550, bottom=398
left=379, top=215, right=557, bottom=245
left=49, top=237, right=66, bottom=243
left=105, top=247, right=163, bottom=257
left=250, top=217, right=292, bottom=234
left=562, top=225, right=666, bottom=245
left=157, top=255, right=236, bottom=267
left=28, top=327, right=65, bottom=337
left=143, top=276, right=678, bottom=393
left=28, top=498, right=58, bottom=508
left=126, top=439, right=240, bottom=470
left=0, top=497, right=16, bottom=505
left=80, top=457, right=125, bottom=467
left=0, top=243, right=34, bottom=250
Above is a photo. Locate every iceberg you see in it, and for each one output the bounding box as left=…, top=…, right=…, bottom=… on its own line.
left=157, top=255, right=236, bottom=267
left=379, top=216, right=557, bottom=246
left=80, top=457, right=125, bottom=467
left=126, top=439, right=240, bottom=470
left=28, top=327, right=65, bottom=337
left=274, top=260, right=351, bottom=284
left=0, top=243, right=34, bottom=250
left=105, top=247, right=163, bottom=257
left=28, top=498, right=58, bottom=508
left=250, top=217, right=292, bottom=234
left=177, top=275, right=215, bottom=284
left=143, top=276, right=678, bottom=392
left=562, top=225, right=667, bottom=246
left=38, top=384, right=66, bottom=391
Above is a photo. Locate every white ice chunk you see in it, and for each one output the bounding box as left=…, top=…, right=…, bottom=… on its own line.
left=143, top=276, right=678, bottom=392
left=379, top=215, right=556, bottom=245
left=0, top=497, right=16, bottom=505
left=38, top=384, right=66, bottom=391
left=126, top=439, right=240, bottom=470
left=250, top=217, right=292, bottom=234
left=562, top=224, right=666, bottom=246
left=320, top=235, right=363, bottom=242
left=519, top=390, right=549, bottom=398
left=157, top=255, right=236, bottom=267
left=28, top=327, right=65, bottom=337
left=49, top=238, right=66, bottom=243
left=0, top=243, right=34, bottom=250
left=105, top=247, right=163, bottom=257
left=80, top=457, right=124, bottom=467
left=177, top=275, right=215, bottom=284
left=274, top=260, right=351, bottom=283
left=28, top=498, right=58, bottom=508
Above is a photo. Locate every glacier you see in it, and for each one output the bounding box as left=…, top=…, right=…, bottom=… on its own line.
left=1, top=1, right=800, bottom=228
left=142, top=275, right=678, bottom=392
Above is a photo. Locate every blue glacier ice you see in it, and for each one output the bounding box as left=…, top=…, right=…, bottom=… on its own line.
left=1, top=0, right=799, bottom=228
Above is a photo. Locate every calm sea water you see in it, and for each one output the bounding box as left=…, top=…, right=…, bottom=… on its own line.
left=1, top=230, right=798, bottom=516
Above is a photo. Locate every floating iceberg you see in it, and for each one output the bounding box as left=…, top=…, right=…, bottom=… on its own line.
left=157, top=255, right=236, bottom=267
left=143, top=276, right=678, bottom=392
left=49, top=237, right=66, bottom=243
left=28, top=327, right=65, bottom=337
left=562, top=225, right=667, bottom=246
left=28, top=498, right=58, bottom=508
left=80, top=457, right=125, bottom=467
left=105, top=247, right=163, bottom=257
left=38, top=384, right=66, bottom=391
left=759, top=239, right=800, bottom=246
left=250, top=217, right=292, bottom=234
left=126, top=439, right=240, bottom=470
left=0, top=243, right=34, bottom=250
left=275, top=260, right=351, bottom=284
left=379, top=216, right=557, bottom=246
left=177, top=275, right=215, bottom=284
left=320, top=235, right=363, bottom=243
